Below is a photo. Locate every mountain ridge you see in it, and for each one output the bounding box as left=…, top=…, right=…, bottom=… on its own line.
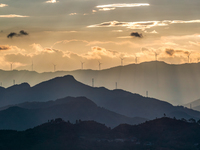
left=0, top=75, right=200, bottom=121
left=1, top=61, right=200, bottom=104
left=0, top=96, right=147, bottom=130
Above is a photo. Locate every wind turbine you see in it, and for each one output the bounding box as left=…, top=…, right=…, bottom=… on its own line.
left=146, top=91, right=148, bottom=97
left=10, top=63, right=13, bottom=70
left=135, top=56, right=138, bottom=64
left=98, top=61, right=102, bottom=70
left=155, top=52, right=158, bottom=61
left=53, top=63, right=56, bottom=72
left=120, top=57, right=125, bottom=66
left=92, top=78, right=94, bottom=87
left=80, top=61, right=84, bottom=70
left=188, top=53, right=192, bottom=63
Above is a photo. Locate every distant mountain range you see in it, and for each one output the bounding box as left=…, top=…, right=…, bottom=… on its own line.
left=0, top=117, right=200, bottom=150
left=1, top=61, right=200, bottom=105
left=184, top=98, right=200, bottom=112
left=0, top=97, right=146, bottom=130
left=0, top=75, right=200, bottom=120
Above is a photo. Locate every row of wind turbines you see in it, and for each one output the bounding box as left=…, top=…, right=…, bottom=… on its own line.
left=9, top=52, right=198, bottom=72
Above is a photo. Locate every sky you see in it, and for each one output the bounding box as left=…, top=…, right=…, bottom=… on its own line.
left=0, top=0, right=200, bottom=72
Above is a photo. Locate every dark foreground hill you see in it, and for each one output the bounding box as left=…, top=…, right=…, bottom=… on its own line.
left=0, top=75, right=200, bottom=120
left=1, top=61, right=200, bottom=105
left=0, top=117, right=200, bottom=150
left=0, top=97, right=146, bottom=130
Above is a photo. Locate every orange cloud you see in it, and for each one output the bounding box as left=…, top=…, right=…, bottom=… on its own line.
left=0, top=14, right=29, bottom=18
left=0, top=4, right=8, bottom=7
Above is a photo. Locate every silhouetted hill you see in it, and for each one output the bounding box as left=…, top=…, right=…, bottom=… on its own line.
left=113, top=117, right=200, bottom=148
left=0, top=97, right=146, bottom=130
left=1, top=61, right=200, bottom=104
left=0, top=75, right=200, bottom=120
left=0, top=118, right=200, bottom=150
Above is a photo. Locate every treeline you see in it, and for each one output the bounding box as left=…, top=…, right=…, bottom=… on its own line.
left=0, top=117, right=200, bottom=150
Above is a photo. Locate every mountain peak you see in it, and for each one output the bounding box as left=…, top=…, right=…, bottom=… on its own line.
left=7, top=83, right=30, bottom=90
left=63, top=75, right=76, bottom=81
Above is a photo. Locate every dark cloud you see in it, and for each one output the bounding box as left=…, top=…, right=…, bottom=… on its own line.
left=7, top=30, right=29, bottom=38
left=0, top=45, right=11, bottom=51
left=7, top=32, right=18, bottom=38
left=130, top=32, right=143, bottom=38
left=165, top=49, right=175, bottom=56
left=165, top=49, right=190, bottom=56
left=19, top=30, right=28, bottom=35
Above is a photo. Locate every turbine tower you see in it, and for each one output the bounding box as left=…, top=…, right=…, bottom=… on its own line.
left=10, top=63, right=13, bottom=70
left=155, top=52, right=158, bottom=61
left=120, top=57, right=124, bottom=66
left=53, top=63, right=56, bottom=72
left=188, top=53, right=191, bottom=63
left=115, top=82, right=118, bottom=89
left=135, top=56, right=138, bottom=64
left=80, top=61, right=84, bottom=70
left=92, top=78, right=94, bottom=87
left=146, top=91, right=148, bottom=97
left=98, top=61, right=102, bottom=70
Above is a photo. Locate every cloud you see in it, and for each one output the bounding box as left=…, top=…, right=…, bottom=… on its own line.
left=87, top=19, right=200, bottom=30
left=130, top=32, right=143, bottom=38
left=95, top=3, right=149, bottom=12
left=144, top=30, right=158, bottom=34
left=96, top=3, right=149, bottom=8
left=189, top=41, right=200, bottom=46
left=0, top=45, right=11, bottom=51
left=7, top=30, right=29, bottom=38
left=112, top=30, right=123, bottom=32
left=69, top=13, right=77, bottom=16
left=165, top=49, right=190, bottom=57
left=0, top=14, right=29, bottom=18
left=19, top=30, right=28, bottom=35
left=45, top=0, right=58, bottom=3
left=52, top=39, right=139, bottom=48
left=99, top=8, right=116, bottom=11
left=7, top=33, right=18, bottom=38
left=0, top=4, right=8, bottom=7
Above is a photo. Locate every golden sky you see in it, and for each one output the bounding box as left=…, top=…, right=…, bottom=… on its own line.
left=0, top=0, right=200, bottom=72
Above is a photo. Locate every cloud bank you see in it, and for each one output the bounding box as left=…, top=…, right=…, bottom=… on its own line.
left=0, top=14, right=29, bottom=18
left=96, top=3, right=149, bottom=8
left=88, top=20, right=200, bottom=30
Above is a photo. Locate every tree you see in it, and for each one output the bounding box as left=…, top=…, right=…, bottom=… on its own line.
left=188, top=118, right=196, bottom=123
left=197, top=119, right=200, bottom=125
left=181, top=118, right=187, bottom=122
